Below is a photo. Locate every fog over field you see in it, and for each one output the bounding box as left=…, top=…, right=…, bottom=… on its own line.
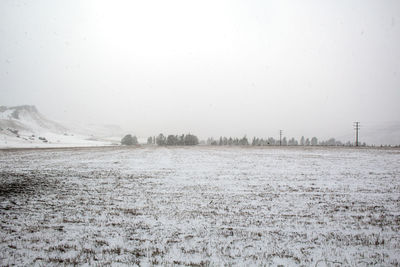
left=1, top=1, right=400, bottom=266
left=1, top=0, right=400, bottom=143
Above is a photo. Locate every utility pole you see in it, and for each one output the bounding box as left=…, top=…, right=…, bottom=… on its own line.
left=279, top=130, right=283, bottom=146
left=353, top=122, right=360, bottom=146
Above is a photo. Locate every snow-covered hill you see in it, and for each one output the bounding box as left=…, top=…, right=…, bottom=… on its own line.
left=362, top=121, right=400, bottom=146
left=0, top=105, right=67, bottom=134
left=0, top=105, right=121, bottom=148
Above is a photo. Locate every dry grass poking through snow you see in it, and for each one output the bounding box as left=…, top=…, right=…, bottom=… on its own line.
left=0, top=146, right=399, bottom=266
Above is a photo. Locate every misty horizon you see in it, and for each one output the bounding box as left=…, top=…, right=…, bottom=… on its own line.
left=1, top=0, right=399, bottom=144
left=1, top=2, right=400, bottom=265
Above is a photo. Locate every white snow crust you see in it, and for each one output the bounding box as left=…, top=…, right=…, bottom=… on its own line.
left=0, top=146, right=399, bottom=266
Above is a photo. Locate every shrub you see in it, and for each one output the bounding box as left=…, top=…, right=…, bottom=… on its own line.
left=121, top=134, right=138, bottom=145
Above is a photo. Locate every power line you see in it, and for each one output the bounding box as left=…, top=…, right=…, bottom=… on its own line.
left=353, top=122, right=360, bottom=146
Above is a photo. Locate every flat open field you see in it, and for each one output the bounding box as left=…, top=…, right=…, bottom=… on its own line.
left=0, top=146, right=399, bottom=266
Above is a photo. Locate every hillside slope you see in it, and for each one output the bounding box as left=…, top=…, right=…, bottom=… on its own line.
left=0, top=105, right=120, bottom=148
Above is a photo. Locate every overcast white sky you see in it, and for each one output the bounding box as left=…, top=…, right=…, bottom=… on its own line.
left=1, top=0, right=399, bottom=141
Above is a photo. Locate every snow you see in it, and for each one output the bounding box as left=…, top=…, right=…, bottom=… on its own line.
left=0, top=146, right=399, bottom=265
left=0, top=105, right=121, bottom=148
left=0, top=132, right=116, bottom=148
left=0, top=109, right=14, bottom=120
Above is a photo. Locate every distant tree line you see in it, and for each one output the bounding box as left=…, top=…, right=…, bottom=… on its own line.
left=247, top=136, right=319, bottom=146
left=148, top=133, right=199, bottom=146
left=206, top=136, right=249, bottom=146
left=124, top=133, right=366, bottom=147
left=206, top=136, right=365, bottom=147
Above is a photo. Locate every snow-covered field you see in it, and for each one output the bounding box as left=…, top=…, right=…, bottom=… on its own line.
left=0, top=146, right=399, bottom=266
left=0, top=132, right=119, bottom=149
